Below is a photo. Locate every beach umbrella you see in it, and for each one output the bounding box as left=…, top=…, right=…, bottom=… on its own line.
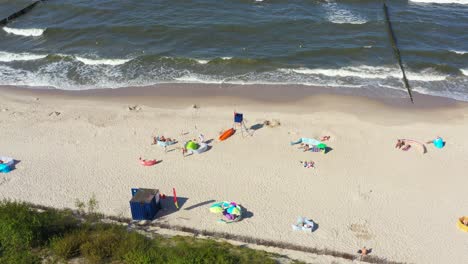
left=209, top=206, right=223, bottom=213
left=230, top=207, right=241, bottom=216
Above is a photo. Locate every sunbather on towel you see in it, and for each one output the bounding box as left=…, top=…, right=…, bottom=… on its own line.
left=395, top=139, right=404, bottom=149
left=402, top=144, right=411, bottom=151
left=153, top=136, right=175, bottom=145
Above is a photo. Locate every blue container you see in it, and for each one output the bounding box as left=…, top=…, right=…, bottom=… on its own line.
left=129, top=188, right=161, bottom=220
left=234, top=113, right=243, bottom=123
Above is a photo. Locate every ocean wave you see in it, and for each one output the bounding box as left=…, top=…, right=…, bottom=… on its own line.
left=0, top=51, right=47, bottom=62
left=283, top=66, right=448, bottom=82
left=194, top=59, right=209, bottom=64
left=75, top=56, right=131, bottom=66
left=2, top=27, right=45, bottom=37
left=409, top=0, right=468, bottom=4
left=450, top=50, right=467, bottom=54
left=324, top=2, right=367, bottom=25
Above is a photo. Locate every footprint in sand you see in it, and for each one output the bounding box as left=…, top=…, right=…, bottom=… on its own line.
left=0, top=176, right=10, bottom=186
left=48, top=111, right=61, bottom=117
left=349, top=222, right=373, bottom=240
left=127, top=105, right=142, bottom=111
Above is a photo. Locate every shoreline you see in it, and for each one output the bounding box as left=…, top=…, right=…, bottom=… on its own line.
left=1, top=84, right=467, bottom=264
left=0, top=83, right=463, bottom=109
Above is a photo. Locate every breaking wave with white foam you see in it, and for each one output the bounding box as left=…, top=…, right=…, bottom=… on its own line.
left=284, top=66, right=448, bottom=82
left=409, top=0, right=468, bottom=4
left=450, top=50, right=467, bottom=54
left=0, top=51, right=47, bottom=62
left=75, top=56, right=131, bottom=66
left=2, top=27, right=45, bottom=37
left=324, top=2, right=367, bottom=25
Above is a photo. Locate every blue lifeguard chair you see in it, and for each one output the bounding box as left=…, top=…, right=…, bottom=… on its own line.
left=233, top=112, right=251, bottom=137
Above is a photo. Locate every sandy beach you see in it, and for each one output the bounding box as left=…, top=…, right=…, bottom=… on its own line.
left=0, top=84, right=467, bottom=263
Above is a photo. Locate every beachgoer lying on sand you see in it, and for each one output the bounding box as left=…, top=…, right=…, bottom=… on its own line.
left=395, top=139, right=403, bottom=149
left=152, top=136, right=176, bottom=145
left=0, top=160, right=3, bottom=164
left=357, top=247, right=369, bottom=256
left=463, top=218, right=468, bottom=226
left=160, top=136, right=174, bottom=142
left=292, top=217, right=315, bottom=232
left=402, top=144, right=411, bottom=151
left=321, top=136, right=330, bottom=141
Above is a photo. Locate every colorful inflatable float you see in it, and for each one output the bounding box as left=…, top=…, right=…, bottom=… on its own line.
left=139, top=157, right=158, bottom=166
left=185, top=141, right=208, bottom=154
left=219, top=128, right=235, bottom=141
left=209, top=201, right=242, bottom=223
left=0, top=156, right=14, bottom=173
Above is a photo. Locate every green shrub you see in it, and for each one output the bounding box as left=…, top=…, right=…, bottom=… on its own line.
left=0, top=201, right=77, bottom=263
left=51, top=229, right=89, bottom=259
left=123, top=250, right=153, bottom=264
left=79, top=226, right=121, bottom=263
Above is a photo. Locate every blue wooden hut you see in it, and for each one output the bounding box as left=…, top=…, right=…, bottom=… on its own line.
left=129, top=188, right=160, bottom=220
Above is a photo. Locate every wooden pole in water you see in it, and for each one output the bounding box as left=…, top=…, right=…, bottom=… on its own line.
left=383, top=2, right=414, bottom=103
left=0, top=1, right=42, bottom=26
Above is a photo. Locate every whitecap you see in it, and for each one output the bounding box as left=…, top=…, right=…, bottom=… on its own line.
left=409, top=0, right=468, bottom=4
left=75, top=56, right=131, bottom=66
left=450, top=50, right=467, bottom=54
left=324, top=2, right=367, bottom=25
left=2, top=27, right=45, bottom=37
left=461, top=69, right=468, bottom=76
left=194, top=59, right=209, bottom=64
left=283, top=65, right=448, bottom=81
left=0, top=51, right=47, bottom=62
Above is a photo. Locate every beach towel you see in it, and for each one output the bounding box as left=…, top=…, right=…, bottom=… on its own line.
left=156, top=137, right=176, bottom=147
left=308, top=146, right=321, bottom=152
left=291, top=138, right=323, bottom=146
left=292, top=216, right=315, bottom=232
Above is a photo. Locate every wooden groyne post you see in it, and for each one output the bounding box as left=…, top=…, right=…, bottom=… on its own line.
left=383, top=2, right=414, bottom=103
left=0, top=1, right=42, bottom=26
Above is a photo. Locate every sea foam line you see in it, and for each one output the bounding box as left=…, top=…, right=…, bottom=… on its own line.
left=409, top=0, right=468, bottom=4
left=2, top=27, right=45, bottom=37
left=0, top=51, right=47, bottom=62
left=283, top=66, right=448, bottom=81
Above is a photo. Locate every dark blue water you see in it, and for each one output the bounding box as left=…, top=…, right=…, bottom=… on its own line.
left=0, top=0, right=467, bottom=100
